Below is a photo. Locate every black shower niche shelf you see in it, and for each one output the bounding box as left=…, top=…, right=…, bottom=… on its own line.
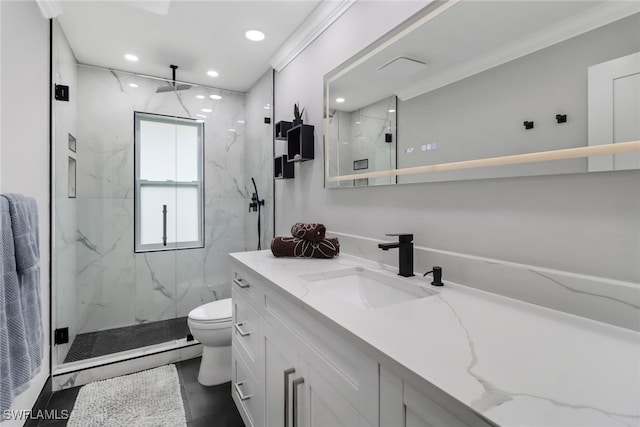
left=274, top=155, right=294, bottom=179
left=287, top=124, right=314, bottom=162
left=275, top=121, right=293, bottom=140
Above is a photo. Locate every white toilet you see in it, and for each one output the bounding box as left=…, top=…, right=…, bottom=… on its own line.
left=187, top=298, right=232, bottom=386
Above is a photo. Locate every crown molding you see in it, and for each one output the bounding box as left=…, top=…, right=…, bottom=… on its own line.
left=397, top=1, right=640, bottom=101
left=269, top=0, right=356, bottom=72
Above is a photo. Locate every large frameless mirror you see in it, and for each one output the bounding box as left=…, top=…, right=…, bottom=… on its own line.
left=324, top=1, right=640, bottom=188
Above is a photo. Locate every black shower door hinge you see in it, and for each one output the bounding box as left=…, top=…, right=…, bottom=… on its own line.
left=54, top=327, right=69, bottom=345
left=55, top=84, right=69, bottom=101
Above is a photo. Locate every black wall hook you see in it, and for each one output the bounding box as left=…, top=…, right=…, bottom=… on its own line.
left=523, top=121, right=534, bottom=130
left=556, top=114, right=567, bottom=124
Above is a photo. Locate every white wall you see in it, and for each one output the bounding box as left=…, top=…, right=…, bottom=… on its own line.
left=0, top=0, right=50, bottom=424
left=274, top=1, right=640, bottom=283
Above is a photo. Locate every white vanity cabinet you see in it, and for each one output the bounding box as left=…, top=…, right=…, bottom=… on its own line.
left=379, top=367, right=495, bottom=427
left=231, top=261, right=492, bottom=427
left=231, top=264, right=378, bottom=427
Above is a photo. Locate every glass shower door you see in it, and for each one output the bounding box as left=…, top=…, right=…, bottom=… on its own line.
left=137, top=111, right=204, bottom=344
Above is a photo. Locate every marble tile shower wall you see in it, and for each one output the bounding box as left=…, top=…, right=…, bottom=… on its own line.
left=75, top=66, right=246, bottom=334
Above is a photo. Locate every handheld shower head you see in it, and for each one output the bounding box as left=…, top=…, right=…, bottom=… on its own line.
left=249, top=177, right=265, bottom=250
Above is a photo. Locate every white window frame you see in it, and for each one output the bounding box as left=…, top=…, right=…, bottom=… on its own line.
left=134, top=112, right=204, bottom=252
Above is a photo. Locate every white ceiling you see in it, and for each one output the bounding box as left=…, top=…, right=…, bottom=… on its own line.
left=57, top=0, right=322, bottom=92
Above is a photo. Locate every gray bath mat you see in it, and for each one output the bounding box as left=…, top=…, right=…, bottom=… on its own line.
left=67, top=365, right=186, bottom=427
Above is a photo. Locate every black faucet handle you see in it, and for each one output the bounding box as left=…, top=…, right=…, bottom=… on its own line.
left=385, top=233, right=413, bottom=243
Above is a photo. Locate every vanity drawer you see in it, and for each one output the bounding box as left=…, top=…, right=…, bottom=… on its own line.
left=232, top=289, right=261, bottom=375
left=232, top=269, right=261, bottom=310
left=232, top=347, right=263, bottom=427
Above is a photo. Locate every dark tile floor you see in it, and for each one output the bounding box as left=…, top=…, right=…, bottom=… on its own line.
left=39, top=357, right=244, bottom=427
left=64, top=317, right=191, bottom=363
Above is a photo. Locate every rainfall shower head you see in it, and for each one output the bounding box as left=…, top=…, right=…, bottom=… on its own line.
left=156, top=64, right=191, bottom=93
left=156, top=83, right=191, bottom=93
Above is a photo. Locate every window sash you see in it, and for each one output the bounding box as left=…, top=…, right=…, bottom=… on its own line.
left=134, top=112, right=204, bottom=252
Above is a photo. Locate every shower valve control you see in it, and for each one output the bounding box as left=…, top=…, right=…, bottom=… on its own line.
left=249, top=193, right=264, bottom=212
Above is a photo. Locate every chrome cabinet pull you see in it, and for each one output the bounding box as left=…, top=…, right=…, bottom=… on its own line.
left=283, top=368, right=296, bottom=427
left=292, top=377, right=304, bottom=427
left=234, top=322, right=250, bottom=337
left=234, top=381, right=252, bottom=401
left=234, top=278, right=249, bottom=289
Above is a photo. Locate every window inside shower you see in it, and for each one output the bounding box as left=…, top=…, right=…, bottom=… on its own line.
left=134, top=113, right=204, bottom=252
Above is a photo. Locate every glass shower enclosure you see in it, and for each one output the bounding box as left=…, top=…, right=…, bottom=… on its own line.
left=50, top=20, right=271, bottom=372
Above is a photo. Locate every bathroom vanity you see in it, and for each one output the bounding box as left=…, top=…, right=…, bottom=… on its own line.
left=230, top=251, right=639, bottom=426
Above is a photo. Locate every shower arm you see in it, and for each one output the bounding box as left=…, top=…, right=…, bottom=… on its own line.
left=170, top=65, right=177, bottom=88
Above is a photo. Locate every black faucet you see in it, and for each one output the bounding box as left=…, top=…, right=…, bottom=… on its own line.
left=378, top=233, right=414, bottom=277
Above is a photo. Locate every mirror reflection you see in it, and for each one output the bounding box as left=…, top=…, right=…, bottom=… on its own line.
left=326, top=96, right=397, bottom=187
left=325, top=1, right=640, bottom=188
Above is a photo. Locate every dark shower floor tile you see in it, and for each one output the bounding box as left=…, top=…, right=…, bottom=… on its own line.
left=64, top=317, right=190, bottom=363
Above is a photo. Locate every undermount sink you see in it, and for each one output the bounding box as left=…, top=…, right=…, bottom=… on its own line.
left=300, top=267, right=437, bottom=310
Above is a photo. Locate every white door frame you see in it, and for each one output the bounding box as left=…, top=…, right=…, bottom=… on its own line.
left=588, top=51, right=640, bottom=171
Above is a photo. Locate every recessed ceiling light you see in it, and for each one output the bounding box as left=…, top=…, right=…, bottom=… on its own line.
left=355, top=121, right=361, bottom=125
left=196, top=95, right=205, bottom=99
left=388, top=109, right=396, bottom=113
left=336, top=97, right=345, bottom=103
left=210, top=94, right=222, bottom=100
left=228, top=128, right=236, bottom=132
left=245, top=30, right=265, bottom=41
left=124, top=54, right=138, bottom=62
left=129, top=83, right=138, bottom=88
left=207, top=70, right=219, bottom=77
left=264, top=105, right=270, bottom=110
left=237, top=120, right=245, bottom=124
left=202, top=108, right=212, bottom=113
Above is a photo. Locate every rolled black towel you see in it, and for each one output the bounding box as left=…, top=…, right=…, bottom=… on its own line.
left=291, top=223, right=326, bottom=242
left=271, top=236, right=339, bottom=259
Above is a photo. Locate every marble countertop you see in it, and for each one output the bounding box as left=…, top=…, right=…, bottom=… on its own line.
left=230, top=250, right=640, bottom=426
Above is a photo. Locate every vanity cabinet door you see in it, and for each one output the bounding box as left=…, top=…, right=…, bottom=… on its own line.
left=264, top=320, right=301, bottom=427
left=263, top=319, right=369, bottom=427
left=305, top=363, right=373, bottom=427
left=380, top=367, right=490, bottom=427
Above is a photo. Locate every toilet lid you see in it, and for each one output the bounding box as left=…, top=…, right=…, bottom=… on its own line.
left=188, top=298, right=232, bottom=322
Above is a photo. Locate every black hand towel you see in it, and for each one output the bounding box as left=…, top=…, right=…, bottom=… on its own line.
left=271, top=236, right=339, bottom=259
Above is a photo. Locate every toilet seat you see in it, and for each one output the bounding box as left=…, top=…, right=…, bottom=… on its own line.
left=188, top=298, right=232, bottom=325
